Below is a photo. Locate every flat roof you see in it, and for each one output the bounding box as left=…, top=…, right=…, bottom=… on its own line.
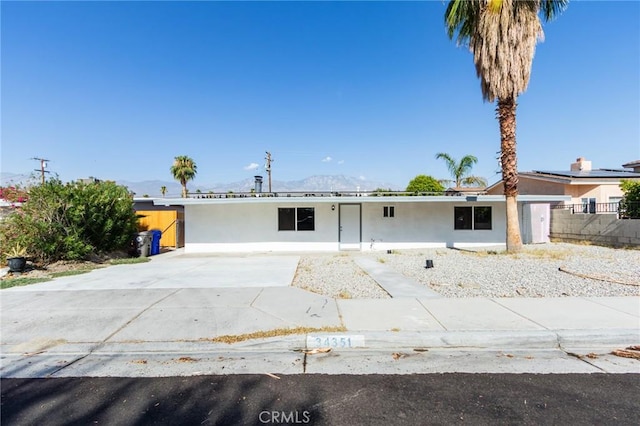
left=153, top=194, right=571, bottom=206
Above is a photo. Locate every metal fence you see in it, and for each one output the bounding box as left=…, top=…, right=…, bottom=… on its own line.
left=553, top=201, right=640, bottom=219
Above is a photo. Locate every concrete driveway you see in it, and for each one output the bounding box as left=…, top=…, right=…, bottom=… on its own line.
left=3, top=251, right=300, bottom=291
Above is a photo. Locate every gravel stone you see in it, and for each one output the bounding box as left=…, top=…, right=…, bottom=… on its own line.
left=292, top=253, right=390, bottom=299
left=292, top=243, right=640, bottom=299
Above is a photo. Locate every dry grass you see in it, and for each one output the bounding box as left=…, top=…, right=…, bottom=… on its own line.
left=337, top=290, right=352, bottom=299
left=521, top=248, right=570, bottom=260
left=465, top=250, right=505, bottom=257
left=464, top=247, right=569, bottom=260
left=205, top=325, right=347, bottom=344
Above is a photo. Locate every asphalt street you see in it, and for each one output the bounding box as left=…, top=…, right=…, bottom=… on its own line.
left=2, top=374, right=639, bottom=425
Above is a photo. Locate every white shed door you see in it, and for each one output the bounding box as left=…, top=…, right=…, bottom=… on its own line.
left=339, top=204, right=361, bottom=250
left=530, top=203, right=550, bottom=244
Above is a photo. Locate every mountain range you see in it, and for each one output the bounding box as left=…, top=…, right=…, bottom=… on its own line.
left=0, top=173, right=399, bottom=197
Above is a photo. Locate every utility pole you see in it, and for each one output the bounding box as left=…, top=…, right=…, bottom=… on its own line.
left=31, top=157, right=50, bottom=185
left=265, top=151, right=273, bottom=193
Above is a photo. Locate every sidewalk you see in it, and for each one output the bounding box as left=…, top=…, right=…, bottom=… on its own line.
left=1, top=251, right=638, bottom=377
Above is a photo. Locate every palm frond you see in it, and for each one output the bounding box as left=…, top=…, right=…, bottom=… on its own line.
left=461, top=176, right=488, bottom=187
left=540, top=0, right=569, bottom=21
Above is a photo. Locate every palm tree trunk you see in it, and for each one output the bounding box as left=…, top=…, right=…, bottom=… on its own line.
left=497, top=96, right=523, bottom=252
left=181, top=180, right=188, bottom=198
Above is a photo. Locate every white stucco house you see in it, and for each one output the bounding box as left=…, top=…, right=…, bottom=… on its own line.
left=151, top=192, right=569, bottom=253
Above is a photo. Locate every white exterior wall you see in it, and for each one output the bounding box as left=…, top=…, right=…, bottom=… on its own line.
left=185, top=202, right=339, bottom=253
left=361, top=201, right=506, bottom=251
left=184, top=200, right=508, bottom=253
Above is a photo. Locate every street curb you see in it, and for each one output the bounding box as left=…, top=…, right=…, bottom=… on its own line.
left=556, top=329, right=640, bottom=348
left=21, top=329, right=633, bottom=355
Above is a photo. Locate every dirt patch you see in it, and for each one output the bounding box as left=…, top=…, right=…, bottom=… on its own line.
left=1, top=251, right=131, bottom=281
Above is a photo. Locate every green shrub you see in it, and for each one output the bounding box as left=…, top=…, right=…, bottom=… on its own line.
left=0, top=179, right=138, bottom=264
left=406, top=175, right=445, bottom=194
left=620, top=180, right=640, bottom=219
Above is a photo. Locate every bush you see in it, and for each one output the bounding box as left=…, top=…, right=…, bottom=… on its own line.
left=406, top=175, right=445, bottom=194
left=619, top=180, right=640, bottom=219
left=0, top=179, right=138, bottom=264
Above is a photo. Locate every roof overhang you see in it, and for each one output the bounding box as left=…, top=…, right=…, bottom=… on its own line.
left=153, top=194, right=571, bottom=207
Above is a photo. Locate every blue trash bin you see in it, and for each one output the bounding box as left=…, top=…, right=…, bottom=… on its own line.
left=150, top=229, right=162, bottom=255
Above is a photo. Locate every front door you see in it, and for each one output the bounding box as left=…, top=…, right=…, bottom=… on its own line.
left=339, top=204, right=361, bottom=250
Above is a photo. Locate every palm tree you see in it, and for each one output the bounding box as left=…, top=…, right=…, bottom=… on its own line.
left=435, top=152, right=487, bottom=188
left=160, top=186, right=167, bottom=197
left=170, top=156, right=197, bottom=198
left=445, top=0, right=568, bottom=252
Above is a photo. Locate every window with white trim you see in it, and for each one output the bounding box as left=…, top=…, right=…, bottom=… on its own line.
left=383, top=206, right=395, bottom=218
left=581, top=197, right=596, bottom=214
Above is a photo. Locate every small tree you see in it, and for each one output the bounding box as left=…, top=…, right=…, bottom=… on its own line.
left=619, top=180, right=640, bottom=219
left=160, top=186, right=167, bottom=197
left=170, top=155, right=197, bottom=198
left=406, top=175, right=445, bottom=194
left=435, top=152, right=487, bottom=188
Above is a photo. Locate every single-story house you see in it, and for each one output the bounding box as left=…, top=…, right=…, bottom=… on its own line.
left=153, top=193, right=569, bottom=253
left=486, top=157, right=640, bottom=210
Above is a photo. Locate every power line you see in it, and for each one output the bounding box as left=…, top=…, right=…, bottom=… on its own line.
left=31, top=157, right=50, bottom=185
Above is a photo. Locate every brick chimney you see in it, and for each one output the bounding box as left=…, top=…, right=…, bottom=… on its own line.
left=570, top=157, right=592, bottom=172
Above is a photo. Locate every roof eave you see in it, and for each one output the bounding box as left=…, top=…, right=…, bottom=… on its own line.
left=154, top=194, right=571, bottom=206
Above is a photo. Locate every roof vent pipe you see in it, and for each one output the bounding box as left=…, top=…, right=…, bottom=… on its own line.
left=254, top=176, right=263, bottom=193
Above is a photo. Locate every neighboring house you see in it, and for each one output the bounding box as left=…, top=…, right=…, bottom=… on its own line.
left=622, top=160, right=640, bottom=173
left=153, top=192, right=568, bottom=253
left=486, top=157, right=640, bottom=212
left=444, top=186, right=487, bottom=196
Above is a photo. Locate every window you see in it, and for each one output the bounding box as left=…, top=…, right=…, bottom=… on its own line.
left=454, top=206, right=492, bottom=230
left=581, top=198, right=596, bottom=214
left=454, top=207, right=472, bottom=230
left=296, top=207, right=315, bottom=231
left=278, top=207, right=315, bottom=231
left=383, top=206, right=395, bottom=218
left=278, top=208, right=295, bottom=231
left=474, top=206, right=492, bottom=230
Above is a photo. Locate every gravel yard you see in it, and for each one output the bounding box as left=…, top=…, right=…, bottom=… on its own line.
left=291, top=243, right=640, bottom=299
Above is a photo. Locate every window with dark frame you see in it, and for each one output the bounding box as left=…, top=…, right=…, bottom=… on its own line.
left=454, top=207, right=473, bottom=230
left=454, top=206, right=492, bottom=230
left=383, top=206, right=395, bottom=218
left=473, top=206, right=492, bottom=230
left=278, top=208, right=295, bottom=231
left=296, top=207, right=315, bottom=231
left=278, top=207, right=315, bottom=231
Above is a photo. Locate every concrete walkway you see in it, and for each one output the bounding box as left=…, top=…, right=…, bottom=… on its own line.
left=354, top=257, right=442, bottom=298
left=1, top=251, right=638, bottom=377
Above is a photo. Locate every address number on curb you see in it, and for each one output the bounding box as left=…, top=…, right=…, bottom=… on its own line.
left=307, top=335, right=365, bottom=349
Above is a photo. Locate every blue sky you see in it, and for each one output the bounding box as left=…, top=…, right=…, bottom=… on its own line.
left=2, top=1, right=638, bottom=190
